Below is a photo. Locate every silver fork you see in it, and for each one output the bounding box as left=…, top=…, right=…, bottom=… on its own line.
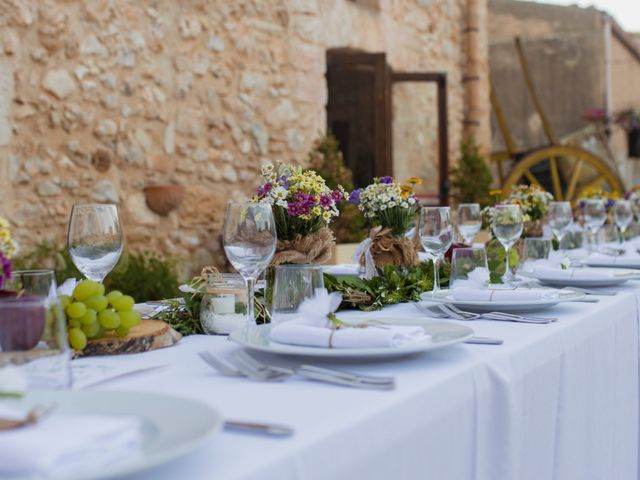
left=199, top=350, right=395, bottom=390
left=233, top=351, right=395, bottom=390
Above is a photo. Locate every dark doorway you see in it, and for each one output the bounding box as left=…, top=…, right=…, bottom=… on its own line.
left=326, top=51, right=389, bottom=188
left=325, top=50, right=450, bottom=204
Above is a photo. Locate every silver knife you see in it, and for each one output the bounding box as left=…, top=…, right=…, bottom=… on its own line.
left=465, top=336, right=504, bottom=345
left=224, top=420, right=294, bottom=437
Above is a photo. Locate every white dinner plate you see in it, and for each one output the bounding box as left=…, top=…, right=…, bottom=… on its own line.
left=2, top=390, right=222, bottom=480
left=581, top=258, right=640, bottom=269
left=419, top=288, right=584, bottom=313
left=519, top=268, right=640, bottom=288
left=228, top=320, right=473, bottom=358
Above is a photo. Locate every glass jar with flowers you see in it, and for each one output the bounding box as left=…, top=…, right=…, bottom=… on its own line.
left=252, top=163, right=347, bottom=266
left=349, top=177, right=421, bottom=277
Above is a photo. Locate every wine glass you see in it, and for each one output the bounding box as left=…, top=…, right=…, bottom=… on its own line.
left=223, top=201, right=276, bottom=324
left=582, top=199, right=606, bottom=252
left=67, top=204, right=123, bottom=283
left=547, top=201, right=573, bottom=253
left=491, top=204, right=524, bottom=283
left=613, top=199, right=633, bottom=242
left=419, top=207, right=453, bottom=291
left=457, top=203, right=481, bottom=244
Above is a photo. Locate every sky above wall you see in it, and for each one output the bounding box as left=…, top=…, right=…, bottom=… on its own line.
left=539, top=0, right=640, bottom=32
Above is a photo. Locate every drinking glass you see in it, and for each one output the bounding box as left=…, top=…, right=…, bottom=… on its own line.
left=223, top=201, right=276, bottom=324
left=491, top=204, right=524, bottom=283
left=271, top=265, right=324, bottom=324
left=456, top=203, right=481, bottom=244
left=419, top=207, right=453, bottom=291
left=450, top=247, right=488, bottom=287
left=597, top=224, right=621, bottom=245
left=2, top=270, right=71, bottom=390
left=613, top=199, right=633, bottom=241
left=519, top=238, right=551, bottom=270
left=547, top=202, right=573, bottom=249
left=631, top=195, right=640, bottom=223
left=68, top=204, right=123, bottom=283
left=582, top=199, right=606, bottom=251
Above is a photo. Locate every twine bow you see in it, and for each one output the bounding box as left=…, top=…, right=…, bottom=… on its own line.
left=352, top=235, right=378, bottom=280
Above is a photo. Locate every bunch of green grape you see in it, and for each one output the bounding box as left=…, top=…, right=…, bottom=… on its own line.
left=59, top=279, right=141, bottom=350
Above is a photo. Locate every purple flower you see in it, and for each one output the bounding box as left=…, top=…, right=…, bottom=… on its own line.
left=319, top=195, right=332, bottom=207
left=255, top=186, right=264, bottom=197
left=378, top=176, right=394, bottom=184
left=0, top=251, right=11, bottom=290
left=263, top=183, right=273, bottom=192
left=299, top=203, right=311, bottom=215
left=287, top=203, right=299, bottom=216
left=277, top=176, right=290, bottom=189
left=348, top=189, right=361, bottom=204
left=331, top=190, right=343, bottom=202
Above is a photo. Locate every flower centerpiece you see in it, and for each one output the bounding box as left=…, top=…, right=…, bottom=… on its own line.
left=483, top=185, right=553, bottom=237
left=252, top=163, right=347, bottom=266
left=0, top=217, right=16, bottom=291
left=578, top=187, right=619, bottom=211
left=349, top=176, right=421, bottom=275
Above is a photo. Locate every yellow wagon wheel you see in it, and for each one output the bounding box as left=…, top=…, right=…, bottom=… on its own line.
left=502, top=145, right=624, bottom=203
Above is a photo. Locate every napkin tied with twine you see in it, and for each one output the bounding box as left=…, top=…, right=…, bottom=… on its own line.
left=352, top=226, right=419, bottom=279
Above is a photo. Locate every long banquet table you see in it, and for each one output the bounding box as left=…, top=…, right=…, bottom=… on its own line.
left=80, top=284, right=640, bottom=480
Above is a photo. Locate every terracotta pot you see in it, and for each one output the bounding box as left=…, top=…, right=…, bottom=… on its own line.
left=143, top=185, right=185, bottom=216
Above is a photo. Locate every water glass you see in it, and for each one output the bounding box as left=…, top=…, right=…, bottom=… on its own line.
left=597, top=224, right=621, bottom=245
left=613, top=200, right=633, bottom=240
left=547, top=202, right=573, bottom=247
left=68, top=204, right=123, bottom=283
left=456, top=203, right=481, bottom=244
left=582, top=199, right=606, bottom=251
left=223, top=201, right=277, bottom=324
left=491, top=205, right=523, bottom=283
left=519, top=238, right=551, bottom=269
left=270, top=265, right=324, bottom=324
left=1, top=270, right=71, bottom=390
left=450, top=247, right=488, bottom=287
left=419, top=207, right=453, bottom=291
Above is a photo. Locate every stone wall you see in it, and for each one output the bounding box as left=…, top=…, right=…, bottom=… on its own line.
left=0, top=0, right=489, bottom=273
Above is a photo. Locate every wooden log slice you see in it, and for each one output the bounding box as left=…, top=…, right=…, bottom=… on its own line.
left=76, top=319, right=182, bottom=357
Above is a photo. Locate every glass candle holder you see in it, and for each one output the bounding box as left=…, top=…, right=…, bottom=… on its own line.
left=200, top=274, right=248, bottom=335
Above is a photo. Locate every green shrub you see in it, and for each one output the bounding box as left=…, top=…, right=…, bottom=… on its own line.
left=307, top=133, right=366, bottom=243
left=450, top=136, right=494, bottom=207
left=12, top=242, right=181, bottom=302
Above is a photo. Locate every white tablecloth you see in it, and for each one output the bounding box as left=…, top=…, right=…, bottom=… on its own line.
left=83, top=285, right=640, bottom=480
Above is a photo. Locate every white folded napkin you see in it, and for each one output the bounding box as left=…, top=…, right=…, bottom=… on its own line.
left=0, top=404, right=143, bottom=478
left=270, top=323, right=428, bottom=349
left=548, top=248, right=589, bottom=263
left=323, top=264, right=360, bottom=276
left=452, top=286, right=557, bottom=302
left=584, top=253, right=640, bottom=267
left=524, top=263, right=617, bottom=280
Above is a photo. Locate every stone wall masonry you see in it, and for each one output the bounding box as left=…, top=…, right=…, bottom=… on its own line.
left=0, top=0, right=489, bottom=273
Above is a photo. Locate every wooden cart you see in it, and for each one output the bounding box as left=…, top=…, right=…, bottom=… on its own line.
left=491, top=38, right=624, bottom=201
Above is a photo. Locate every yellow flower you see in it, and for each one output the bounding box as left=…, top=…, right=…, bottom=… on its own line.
left=400, top=185, right=413, bottom=193
left=489, top=189, right=503, bottom=197
left=406, top=177, right=422, bottom=185
left=400, top=191, right=410, bottom=199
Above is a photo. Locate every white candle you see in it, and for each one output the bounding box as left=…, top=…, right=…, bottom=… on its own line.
left=211, top=294, right=235, bottom=314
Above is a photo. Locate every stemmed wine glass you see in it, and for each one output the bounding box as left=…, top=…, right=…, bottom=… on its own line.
left=457, top=203, right=481, bottom=244
left=419, top=207, right=453, bottom=291
left=613, top=199, right=633, bottom=243
left=582, top=199, right=606, bottom=252
left=491, top=204, right=523, bottom=283
left=223, top=201, right=276, bottom=324
left=547, top=202, right=573, bottom=253
left=67, top=204, right=123, bottom=283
